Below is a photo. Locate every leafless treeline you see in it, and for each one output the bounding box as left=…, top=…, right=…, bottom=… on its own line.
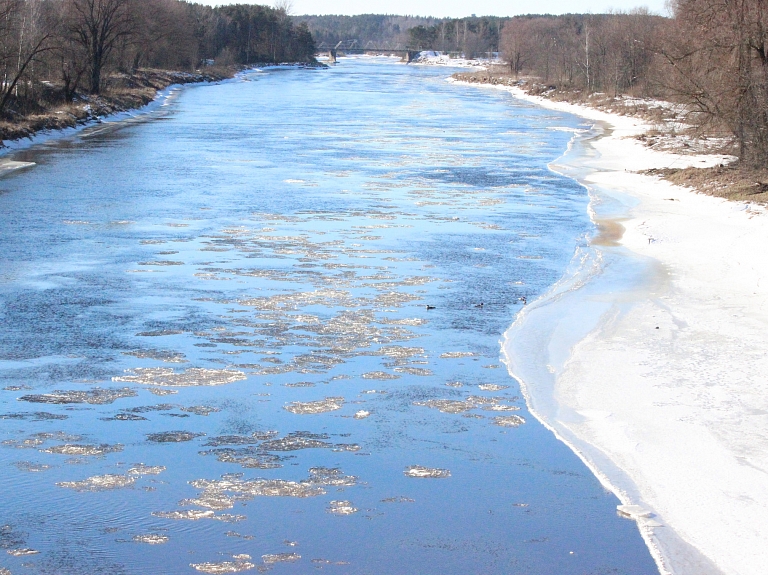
left=0, top=0, right=315, bottom=117
left=501, top=4, right=768, bottom=163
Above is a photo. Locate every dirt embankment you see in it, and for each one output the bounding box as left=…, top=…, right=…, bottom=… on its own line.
left=0, top=67, right=236, bottom=145
left=453, top=69, right=767, bottom=206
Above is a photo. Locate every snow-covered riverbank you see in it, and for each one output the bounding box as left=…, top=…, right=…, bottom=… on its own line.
left=454, top=79, right=768, bottom=575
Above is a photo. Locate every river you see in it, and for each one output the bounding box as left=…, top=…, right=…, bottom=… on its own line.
left=0, top=57, right=657, bottom=575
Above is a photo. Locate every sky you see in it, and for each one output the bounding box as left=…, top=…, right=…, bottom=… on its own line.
left=199, top=0, right=669, bottom=18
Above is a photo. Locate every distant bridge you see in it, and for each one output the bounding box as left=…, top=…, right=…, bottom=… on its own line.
left=316, top=40, right=422, bottom=64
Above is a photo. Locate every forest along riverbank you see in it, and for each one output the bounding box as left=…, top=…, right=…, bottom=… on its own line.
left=0, top=59, right=659, bottom=574
left=453, top=77, right=768, bottom=574
left=0, top=69, right=234, bottom=145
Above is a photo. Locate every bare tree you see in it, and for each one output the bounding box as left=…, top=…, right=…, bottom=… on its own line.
left=66, top=0, right=135, bottom=94
left=0, top=0, right=59, bottom=115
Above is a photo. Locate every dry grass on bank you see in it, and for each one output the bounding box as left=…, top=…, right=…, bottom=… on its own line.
left=645, top=165, right=768, bottom=205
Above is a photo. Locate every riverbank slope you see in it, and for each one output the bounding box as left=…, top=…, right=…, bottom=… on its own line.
left=451, top=79, right=768, bottom=575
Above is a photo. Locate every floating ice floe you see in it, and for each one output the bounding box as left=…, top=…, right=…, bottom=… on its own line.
left=440, top=352, right=475, bottom=359
left=190, top=558, right=255, bottom=573
left=327, top=500, right=358, bottom=515
left=493, top=415, right=525, bottom=427
left=128, top=464, right=166, bottom=475
left=13, top=461, right=52, bottom=472
left=262, top=553, right=300, bottom=564
left=478, top=384, right=509, bottom=391
left=361, top=372, right=399, bottom=380
left=152, top=510, right=215, bottom=520
left=146, top=431, right=205, bottom=443
left=123, top=349, right=187, bottom=363
left=57, top=473, right=136, bottom=492
left=19, top=387, right=137, bottom=405
left=6, top=548, right=39, bottom=556
left=41, top=444, right=123, bottom=456
left=283, top=397, right=344, bottom=414
left=113, top=367, right=246, bottom=387
left=404, top=465, right=451, bottom=479
left=616, top=505, right=663, bottom=526
left=353, top=410, right=370, bottom=419
left=132, top=534, right=169, bottom=544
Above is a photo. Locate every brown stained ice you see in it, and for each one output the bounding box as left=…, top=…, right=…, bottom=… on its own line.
left=283, top=397, right=344, bottom=415
left=326, top=500, right=358, bottom=515
left=262, top=553, right=300, bottom=565
left=41, top=444, right=123, bottom=456
left=478, top=384, right=509, bottom=391
left=113, top=367, right=246, bottom=387
left=132, top=534, right=169, bottom=544
left=57, top=474, right=137, bottom=492
left=404, top=466, right=451, bottom=479
left=18, top=387, right=137, bottom=405
left=361, top=372, right=399, bottom=380
left=146, top=431, right=205, bottom=443
left=493, top=415, right=526, bottom=427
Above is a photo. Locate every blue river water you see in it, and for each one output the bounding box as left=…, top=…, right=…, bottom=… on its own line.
left=0, top=58, right=658, bottom=574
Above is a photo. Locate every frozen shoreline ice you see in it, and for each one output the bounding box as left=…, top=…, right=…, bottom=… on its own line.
left=451, top=80, right=768, bottom=575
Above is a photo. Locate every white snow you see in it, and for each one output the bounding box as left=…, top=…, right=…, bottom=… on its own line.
left=453, top=80, right=768, bottom=575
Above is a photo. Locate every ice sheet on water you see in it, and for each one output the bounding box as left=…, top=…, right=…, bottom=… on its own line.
left=0, top=412, right=67, bottom=421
